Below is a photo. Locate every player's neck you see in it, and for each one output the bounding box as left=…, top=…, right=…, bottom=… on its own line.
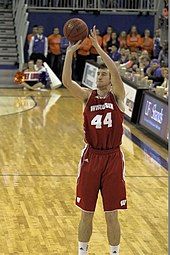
left=97, top=89, right=110, bottom=98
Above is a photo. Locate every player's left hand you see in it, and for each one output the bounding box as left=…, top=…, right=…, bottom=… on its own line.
left=89, top=25, right=99, bottom=48
left=67, top=40, right=82, bottom=53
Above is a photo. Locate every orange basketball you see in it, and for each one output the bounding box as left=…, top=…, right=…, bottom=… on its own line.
left=63, top=18, right=88, bottom=43
left=14, top=71, right=25, bottom=84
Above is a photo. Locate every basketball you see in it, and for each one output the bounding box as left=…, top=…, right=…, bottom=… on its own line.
left=14, top=71, right=25, bottom=84
left=63, top=18, right=88, bottom=43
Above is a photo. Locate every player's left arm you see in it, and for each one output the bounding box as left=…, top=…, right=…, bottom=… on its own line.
left=90, top=26, right=125, bottom=101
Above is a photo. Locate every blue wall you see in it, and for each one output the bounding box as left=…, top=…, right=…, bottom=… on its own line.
left=28, top=12, right=155, bottom=36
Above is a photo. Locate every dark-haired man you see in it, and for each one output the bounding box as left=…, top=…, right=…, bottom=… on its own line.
left=62, top=26, right=127, bottom=255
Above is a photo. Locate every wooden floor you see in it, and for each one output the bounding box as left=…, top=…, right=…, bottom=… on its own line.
left=0, top=88, right=168, bottom=255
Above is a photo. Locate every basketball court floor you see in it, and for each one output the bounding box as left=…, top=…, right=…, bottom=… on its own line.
left=0, top=88, right=168, bottom=255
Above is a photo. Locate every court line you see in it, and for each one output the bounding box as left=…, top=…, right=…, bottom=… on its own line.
left=0, top=96, right=37, bottom=117
left=124, top=128, right=168, bottom=171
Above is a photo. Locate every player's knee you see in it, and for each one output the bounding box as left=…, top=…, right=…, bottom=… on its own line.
left=105, top=211, right=119, bottom=225
left=80, top=211, right=94, bottom=225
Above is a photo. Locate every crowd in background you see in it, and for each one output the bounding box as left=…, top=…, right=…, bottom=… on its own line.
left=25, top=0, right=168, bottom=95
left=25, top=21, right=168, bottom=96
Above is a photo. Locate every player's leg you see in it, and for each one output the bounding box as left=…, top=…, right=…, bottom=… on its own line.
left=78, top=211, right=94, bottom=255
left=105, top=210, right=120, bottom=254
left=76, top=148, right=102, bottom=254
left=101, top=150, right=127, bottom=255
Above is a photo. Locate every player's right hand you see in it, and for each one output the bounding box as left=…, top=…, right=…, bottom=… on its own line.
left=67, top=40, right=82, bottom=53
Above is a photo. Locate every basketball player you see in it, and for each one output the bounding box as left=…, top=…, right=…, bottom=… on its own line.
left=62, top=26, right=127, bottom=255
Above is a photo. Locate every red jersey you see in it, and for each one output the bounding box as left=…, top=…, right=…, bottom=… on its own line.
left=83, top=90, right=124, bottom=150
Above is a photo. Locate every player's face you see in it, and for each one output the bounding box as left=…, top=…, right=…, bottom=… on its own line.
left=97, top=68, right=111, bottom=91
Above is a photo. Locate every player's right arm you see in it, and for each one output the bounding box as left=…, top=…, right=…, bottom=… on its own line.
left=62, top=41, right=91, bottom=101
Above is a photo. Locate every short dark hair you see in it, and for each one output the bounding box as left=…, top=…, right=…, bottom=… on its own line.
left=98, top=63, right=107, bottom=69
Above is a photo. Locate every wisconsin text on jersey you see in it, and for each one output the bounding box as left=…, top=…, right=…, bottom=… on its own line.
left=90, top=103, right=114, bottom=112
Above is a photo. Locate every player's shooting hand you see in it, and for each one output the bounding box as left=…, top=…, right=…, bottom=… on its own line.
left=67, top=40, right=82, bottom=53
left=89, top=26, right=99, bottom=48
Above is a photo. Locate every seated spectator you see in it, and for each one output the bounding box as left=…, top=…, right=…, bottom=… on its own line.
left=109, top=45, right=121, bottom=61
left=146, top=59, right=164, bottom=87
left=102, top=26, right=113, bottom=52
left=47, top=27, right=62, bottom=79
left=159, top=67, right=168, bottom=98
left=29, top=25, right=48, bottom=63
left=127, top=25, right=141, bottom=52
left=27, top=25, right=38, bottom=43
left=90, top=28, right=102, bottom=62
left=120, top=53, right=139, bottom=70
left=118, top=31, right=128, bottom=49
left=158, top=40, right=168, bottom=67
left=140, top=49, right=149, bottom=58
left=119, top=48, right=130, bottom=64
left=106, top=32, right=119, bottom=54
left=160, top=67, right=168, bottom=93
left=35, top=59, right=46, bottom=72
left=140, top=29, right=153, bottom=56
left=139, top=56, right=151, bottom=76
left=155, top=67, right=169, bottom=98
left=21, top=60, right=44, bottom=91
left=153, top=29, right=161, bottom=58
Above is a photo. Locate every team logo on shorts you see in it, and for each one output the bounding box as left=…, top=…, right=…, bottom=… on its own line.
left=120, top=199, right=126, bottom=206
left=77, top=197, right=81, bottom=203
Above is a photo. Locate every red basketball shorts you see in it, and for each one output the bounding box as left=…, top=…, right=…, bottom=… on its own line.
left=76, top=145, right=127, bottom=212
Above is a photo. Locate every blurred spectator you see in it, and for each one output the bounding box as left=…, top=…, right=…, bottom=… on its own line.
left=35, top=59, right=46, bottom=72
left=140, top=29, right=153, bottom=56
left=139, top=56, right=150, bottom=76
left=106, top=32, right=119, bottom=54
left=60, top=36, right=69, bottom=75
left=90, top=29, right=102, bottom=62
left=75, top=36, right=92, bottom=81
left=27, top=25, right=38, bottom=43
left=47, top=27, right=62, bottom=79
left=127, top=25, right=141, bottom=52
left=146, top=59, right=164, bottom=87
left=21, top=60, right=44, bottom=91
left=160, top=67, right=168, bottom=96
left=60, top=36, right=69, bottom=56
left=161, top=67, right=168, bottom=88
left=163, top=0, right=168, bottom=17
left=109, top=45, right=121, bottom=61
left=119, top=48, right=130, bottom=64
left=140, top=49, right=149, bottom=58
left=29, top=25, right=48, bottom=62
left=102, top=26, right=113, bottom=52
left=158, top=40, right=168, bottom=67
left=153, top=29, right=161, bottom=58
left=118, top=31, right=128, bottom=49
left=120, top=53, right=139, bottom=70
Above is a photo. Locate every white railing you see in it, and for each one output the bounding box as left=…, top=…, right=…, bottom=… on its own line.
left=13, top=0, right=29, bottom=71
left=25, top=0, right=161, bottom=12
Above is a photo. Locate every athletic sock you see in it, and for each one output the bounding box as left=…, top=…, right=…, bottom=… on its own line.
left=110, top=244, right=120, bottom=254
left=78, top=242, right=88, bottom=255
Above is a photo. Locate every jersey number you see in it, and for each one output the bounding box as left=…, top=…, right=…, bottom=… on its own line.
left=91, top=112, right=112, bottom=129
